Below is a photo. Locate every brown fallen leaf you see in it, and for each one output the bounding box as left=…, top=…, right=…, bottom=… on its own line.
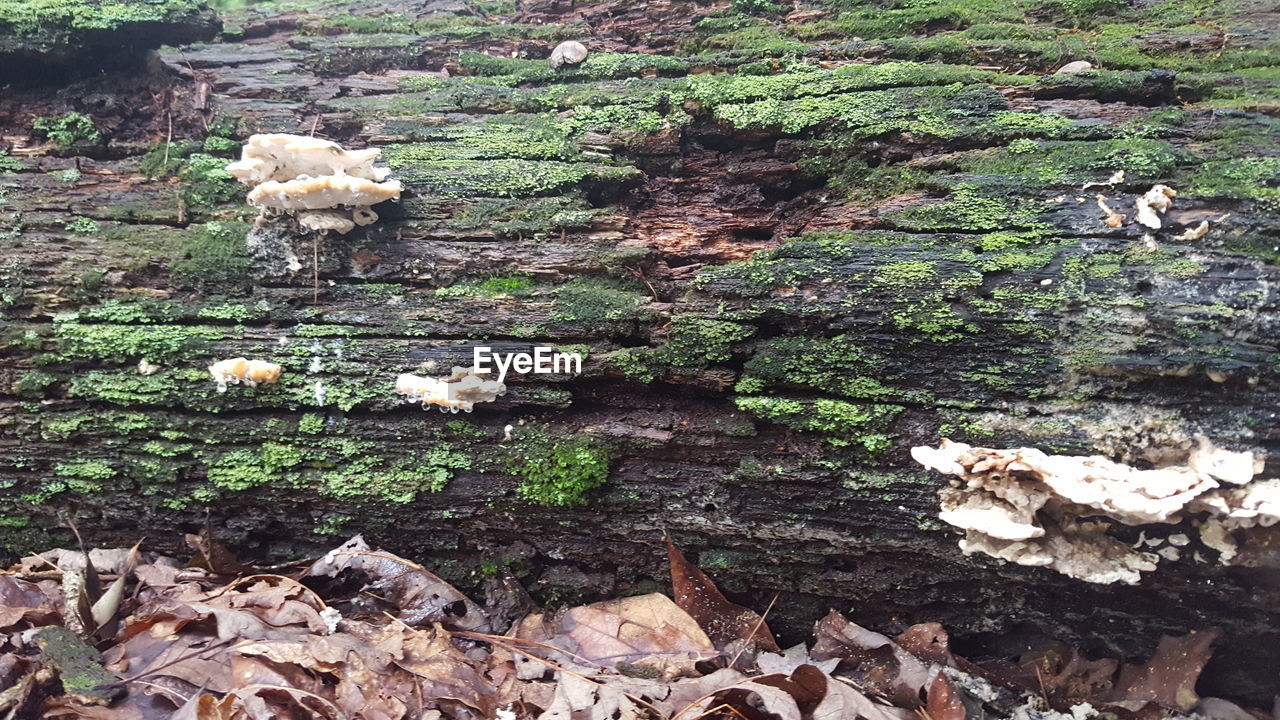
left=185, top=529, right=252, bottom=576
left=666, top=538, right=779, bottom=656
left=926, top=671, right=966, bottom=720
left=813, top=673, right=915, bottom=720
left=674, top=671, right=802, bottom=720
left=1105, top=628, right=1221, bottom=712
left=896, top=623, right=954, bottom=666
left=0, top=575, right=60, bottom=629
left=677, top=664, right=909, bottom=720
left=553, top=593, right=717, bottom=677
left=352, top=621, right=498, bottom=716
left=811, top=610, right=930, bottom=707
left=304, top=535, right=489, bottom=632
left=539, top=672, right=646, bottom=720
left=1018, top=643, right=1118, bottom=703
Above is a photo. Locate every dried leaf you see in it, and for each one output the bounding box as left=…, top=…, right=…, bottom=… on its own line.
left=185, top=530, right=252, bottom=576
left=666, top=538, right=779, bottom=654
left=1105, top=628, right=1220, bottom=712
left=813, top=674, right=914, bottom=720
left=758, top=644, right=838, bottom=676
left=538, top=673, right=644, bottom=720
left=1018, top=644, right=1117, bottom=702
left=91, top=542, right=141, bottom=637
left=0, top=576, right=59, bottom=629
left=811, top=610, right=930, bottom=707
left=926, top=671, right=966, bottom=720
left=554, top=593, right=717, bottom=677
left=896, top=623, right=954, bottom=666
left=676, top=672, right=802, bottom=720
left=304, top=535, right=489, bottom=632
left=353, top=621, right=497, bottom=716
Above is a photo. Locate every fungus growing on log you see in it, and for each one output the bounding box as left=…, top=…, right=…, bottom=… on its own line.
left=912, top=439, right=1272, bottom=584
left=1096, top=194, right=1125, bottom=227
left=226, top=134, right=401, bottom=235
left=208, top=358, right=284, bottom=393
left=1134, top=184, right=1177, bottom=229
left=396, top=367, right=506, bottom=413
left=1174, top=220, right=1210, bottom=241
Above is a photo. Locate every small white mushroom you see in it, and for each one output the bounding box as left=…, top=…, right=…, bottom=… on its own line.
left=1174, top=220, right=1209, bottom=241
left=396, top=367, right=506, bottom=413
left=1135, top=184, right=1177, bottom=229
left=227, top=134, right=401, bottom=235
left=137, top=359, right=160, bottom=376
left=1055, top=60, right=1095, bottom=74
left=503, top=424, right=514, bottom=442
left=549, top=41, right=589, bottom=70
left=208, top=358, right=283, bottom=393
left=1095, top=194, right=1125, bottom=228
left=1082, top=169, right=1124, bottom=190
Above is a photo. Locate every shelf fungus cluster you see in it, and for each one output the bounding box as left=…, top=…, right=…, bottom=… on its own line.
left=227, top=134, right=402, bottom=235
left=396, top=367, right=506, bottom=413
left=912, top=439, right=1275, bottom=585
left=208, top=358, right=284, bottom=393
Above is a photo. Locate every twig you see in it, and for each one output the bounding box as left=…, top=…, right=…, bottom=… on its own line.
left=163, top=111, right=173, bottom=168
left=128, top=679, right=190, bottom=705
left=728, top=592, right=779, bottom=670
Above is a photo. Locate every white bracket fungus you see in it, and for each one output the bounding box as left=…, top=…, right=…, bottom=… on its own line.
left=396, top=366, right=507, bottom=413
left=227, top=134, right=402, bottom=235
left=208, top=358, right=283, bottom=393
left=912, top=438, right=1273, bottom=584
left=1134, top=184, right=1176, bottom=229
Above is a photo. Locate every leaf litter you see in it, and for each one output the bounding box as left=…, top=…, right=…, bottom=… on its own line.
left=0, top=533, right=1268, bottom=720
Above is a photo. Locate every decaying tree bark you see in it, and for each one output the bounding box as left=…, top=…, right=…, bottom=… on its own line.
left=1, top=0, right=1278, bottom=704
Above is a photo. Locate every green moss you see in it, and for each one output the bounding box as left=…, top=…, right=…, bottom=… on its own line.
left=550, top=277, right=648, bottom=331
left=891, top=185, right=1039, bottom=232
left=380, top=122, right=574, bottom=163
left=62, top=216, right=99, bottom=235
left=169, top=221, right=254, bottom=293
left=514, top=439, right=609, bottom=507
left=989, top=111, right=1075, bottom=136
left=32, top=113, right=100, bottom=149
left=658, top=317, right=755, bottom=367
left=68, top=369, right=211, bottom=405
left=0, top=0, right=205, bottom=35
left=457, top=50, right=687, bottom=84
left=53, top=459, right=115, bottom=493
left=0, top=151, right=23, bottom=173
left=298, top=413, right=325, bottom=435
left=693, top=14, right=808, bottom=55
left=202, top=135, right=239, bottom=154
left=206, top=449, right=272, bottom=491
left=54, top=314, right=221, bottom=362
left=196, top=303, right=252, bottom=322
left=436, top=273, right=535, bottom=298
left=180, top=153, right=241, bottom=211
left=1183, top=157, right=1280, bottom=200
left=740, top=335, right=899, bottom=400
left=687, top=62, right=998, bottom=106
left=710, top=85, right=967, bottom=137
left=389, top=157, right=639, bottom=198
left=735, top=395, right=902, bottom=451
left=321, top=444, right=469, bottom=504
